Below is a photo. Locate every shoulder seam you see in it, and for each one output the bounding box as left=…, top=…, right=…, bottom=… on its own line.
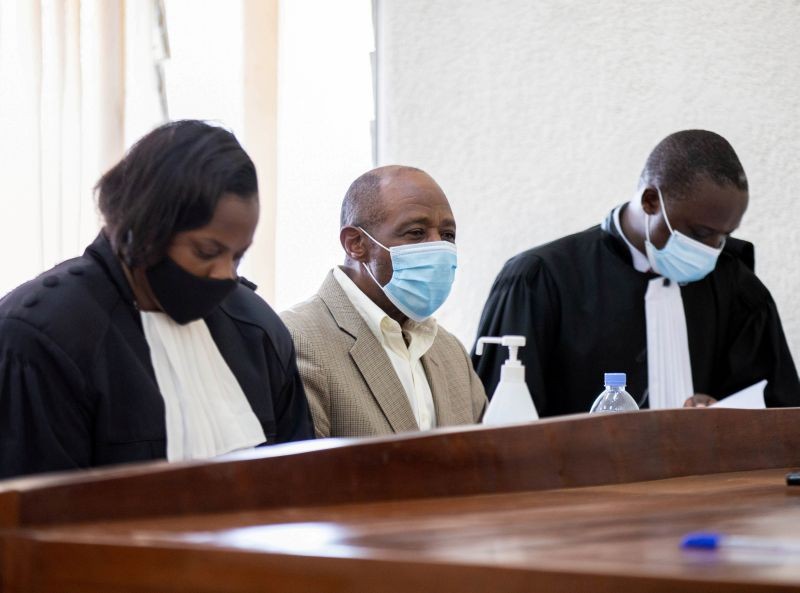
left=0, top=317, right=89, bottom=393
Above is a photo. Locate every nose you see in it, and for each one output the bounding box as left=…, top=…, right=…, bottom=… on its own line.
left=209, top=258, right=238, bottom=281
left=428, top=229, right=446, bottom=242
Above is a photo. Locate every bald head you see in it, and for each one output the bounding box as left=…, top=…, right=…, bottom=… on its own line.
left=340, top=165, right=430, bottom=231
left=639, top=130, right=748, bottom=199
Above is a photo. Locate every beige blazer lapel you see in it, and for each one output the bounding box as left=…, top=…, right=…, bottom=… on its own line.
left=349, top=338, right=419, bottom=433
left=422, top=350, right=458, bottom=426
left=318, top=272, right=419, bottom=434
left=424, top=337, right=481, bottom=427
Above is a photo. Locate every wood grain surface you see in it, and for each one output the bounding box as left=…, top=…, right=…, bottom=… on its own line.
left=2, top=409, right=800, bottom=592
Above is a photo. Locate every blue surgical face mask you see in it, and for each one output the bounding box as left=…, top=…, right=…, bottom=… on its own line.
left=358, top=227, right=457, bottom=322
left=644, top=187, right=725, bottom=284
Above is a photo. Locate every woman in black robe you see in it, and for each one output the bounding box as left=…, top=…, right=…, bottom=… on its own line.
left=0, top=120, right=314, bottom=479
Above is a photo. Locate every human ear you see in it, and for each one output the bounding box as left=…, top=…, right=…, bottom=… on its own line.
left=640, top=187, right=661, bottom=216
left=340, top=227, right=368, bottom=261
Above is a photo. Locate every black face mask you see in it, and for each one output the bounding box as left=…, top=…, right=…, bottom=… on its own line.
left=145, top=257, right=237, bottom=324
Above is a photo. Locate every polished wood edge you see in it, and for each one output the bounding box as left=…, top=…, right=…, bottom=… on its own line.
left=1, top=409, right=799, bottom=528
left=0, top=492, right=18, bottom=530
left=2, top=533, right=790, bottom=593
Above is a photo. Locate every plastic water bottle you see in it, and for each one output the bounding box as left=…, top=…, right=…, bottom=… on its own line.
left=589, top=372, right=639, bottom=413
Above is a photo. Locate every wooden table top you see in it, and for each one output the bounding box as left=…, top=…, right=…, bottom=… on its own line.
left=6, top=467, right=800, bottom=593
left=3, top=409, right=800, bottom=592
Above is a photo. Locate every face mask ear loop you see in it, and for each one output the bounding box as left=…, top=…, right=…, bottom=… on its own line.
left=656, top=187, right=675, bottom=234
left=361, top=259, right=384, bottom=289
left=357, top=226, right=390, bottom=253
left=356, top=227, right=391, bottom=289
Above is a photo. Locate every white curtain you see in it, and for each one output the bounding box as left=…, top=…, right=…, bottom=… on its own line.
left=0, top=0, right=166, bottom=297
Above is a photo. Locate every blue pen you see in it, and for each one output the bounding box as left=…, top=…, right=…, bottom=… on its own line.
left=682, top=532, right=800, bottom=554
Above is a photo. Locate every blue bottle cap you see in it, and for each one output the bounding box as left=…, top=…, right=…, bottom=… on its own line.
left=604, top=372, right=626, bottom=387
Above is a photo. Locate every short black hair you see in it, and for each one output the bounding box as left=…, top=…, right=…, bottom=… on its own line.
left=340, top=165, right=424, bottom=231
left=97, top=120, right=258, bottom=267
left=639, top=130, right=748, bottom=199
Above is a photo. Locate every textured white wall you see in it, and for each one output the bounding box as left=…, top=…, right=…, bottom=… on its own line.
left=274, top=0, right=374, bottom=311
left=377, top=0, right=800, bottom=359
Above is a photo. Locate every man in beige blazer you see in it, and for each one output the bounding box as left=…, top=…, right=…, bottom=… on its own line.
left=281, top=165, right=487, bottom=437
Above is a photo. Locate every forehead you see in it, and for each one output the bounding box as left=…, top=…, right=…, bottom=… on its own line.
left=674, top=177, right=748, bottom=230
left=379, top=171, right=453, bottom=221
left=180, top=193, right=259, bottom=242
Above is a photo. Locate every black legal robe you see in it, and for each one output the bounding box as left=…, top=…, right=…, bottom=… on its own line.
left=0, top=234, right=314, bottom=479
left=472, top=209, right=800, bottom=416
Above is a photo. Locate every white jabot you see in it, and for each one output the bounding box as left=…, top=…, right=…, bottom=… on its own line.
left=333, top=267, right=438, bottom=429
left=644, top=277, right=694, bottom=408
left=140, top=312, right=266, bottom=461
left=606, top=205, right=694, bottom=407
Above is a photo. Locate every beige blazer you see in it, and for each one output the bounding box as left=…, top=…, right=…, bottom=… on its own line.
left=280, top=271, right=487, bottom=438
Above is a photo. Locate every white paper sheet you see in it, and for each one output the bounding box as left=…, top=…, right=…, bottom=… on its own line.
left=711, top=380, right=767, bottom=409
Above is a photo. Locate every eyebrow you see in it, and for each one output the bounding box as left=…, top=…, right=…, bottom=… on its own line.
left=194, top=237, right=252, bottom=256
left=194, top=238, right=228, bottom=251
left=398, top=216, right=456, bottom=227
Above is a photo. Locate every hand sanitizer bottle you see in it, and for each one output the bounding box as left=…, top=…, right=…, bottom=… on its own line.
left=476, top=335, right=539, bottom=425
left=589, top=372, right=639, bottom=413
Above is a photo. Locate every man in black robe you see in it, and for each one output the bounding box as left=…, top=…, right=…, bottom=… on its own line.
left=472, top=130, right=800, bottom=416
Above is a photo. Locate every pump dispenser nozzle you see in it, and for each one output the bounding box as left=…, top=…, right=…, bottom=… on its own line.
left=475, top=335, right=526, bottom=365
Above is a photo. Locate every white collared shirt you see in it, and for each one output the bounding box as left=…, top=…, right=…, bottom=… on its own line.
left=333, top=267, right=438, bottom=429
left=612, top=204, right=651, bottom=273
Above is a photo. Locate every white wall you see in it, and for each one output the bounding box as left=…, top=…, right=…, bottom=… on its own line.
left=163, top=0, right=244, bottom=137
left=274, top=0, right=374, bottom=311
left=376, top=0, right=800, bottom=357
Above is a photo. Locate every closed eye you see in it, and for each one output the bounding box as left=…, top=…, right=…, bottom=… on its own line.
left=194, top=247, right=222, bottom=260
left=689, top=226, right=717, bottom=240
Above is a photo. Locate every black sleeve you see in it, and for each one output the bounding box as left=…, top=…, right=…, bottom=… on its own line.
left=471, top=255, right=560, bottom=416
left=273, top=339, right=315, bottom=443
left=719, top=274, right=800, bottom=407
left=724, top=237, right=755, bottom=272
left=0, top=319, right=93, bottom=479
